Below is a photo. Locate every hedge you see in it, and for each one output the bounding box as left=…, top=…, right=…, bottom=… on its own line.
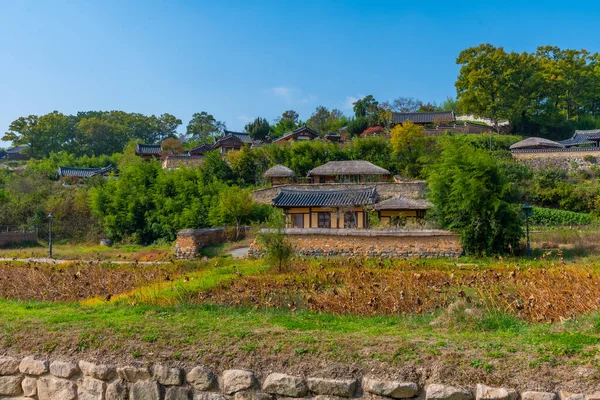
left=529, top=207, right=592, bottom=226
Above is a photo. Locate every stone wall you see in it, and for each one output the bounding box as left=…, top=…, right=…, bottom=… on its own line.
left=175, top=227, right=249, bottom=259
left=512, top=149, right=600, bottom=171
left=0, top=355, right=583, bottom=400
left=250, top=229, right=462, bottom=259
left=162, top=156, right=205, bottom=169
left=0, top=231, right=38, bottom=247
left=253, top=182, right=427, bottom=205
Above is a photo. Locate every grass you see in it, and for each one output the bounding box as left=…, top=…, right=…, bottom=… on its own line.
left=0, top=242, right=174, bottom=261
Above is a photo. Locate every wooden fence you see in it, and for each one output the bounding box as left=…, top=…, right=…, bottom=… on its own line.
left=0, top=231, right=38, bottom=247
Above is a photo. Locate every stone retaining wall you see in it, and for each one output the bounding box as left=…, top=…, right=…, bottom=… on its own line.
left=252, top=182, right=427, bottom=205
left=175, top=227, right=249, bottom=259
left=512, top=149, right=600, bottom=171
left=0, top=355, right=584, bottom=400
left=250, top=229, right=462, bottom=259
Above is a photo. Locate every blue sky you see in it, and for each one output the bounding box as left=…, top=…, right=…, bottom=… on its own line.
left=1, top=0, right=600, bottom=148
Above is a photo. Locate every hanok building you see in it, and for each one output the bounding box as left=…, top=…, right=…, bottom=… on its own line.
left=307, top=160, right=391, bottom=183
left=263, top=164, right=296, bottom=185
left=274, top=126, right=319, bottom=144
left=5, top=145, right=30, bottom=161
left=324, top=132, right=342, bottom=143
left=188, top=143, right=214, bottom=156
left=57, top=165, right=119, bottom=183
left=135, top=143, right=162, bottom=160
left=509, top=137, right=565, bottom=151
left=273, top=187, right=378, bottom=229
left=373, top=195, right=432, bottom=225
left=213, top=130, right=253, bottom=154
left=392, top=111, right=456, bottom=126
left=559, top=130, right=600, bottom=148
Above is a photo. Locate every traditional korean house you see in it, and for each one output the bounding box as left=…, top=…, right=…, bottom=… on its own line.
left=188, top=143, right=214, bottom=156
left=264, top=164, right=296, bottom=185
left=135, top=143, right=162, bottom=159
left=5, top=145, right=30, bottom=161
left=57, top=165, right=119, bottom=183
left=509, top=137, right=564, bottom=151
left=213, top=130, right=253, bottom=154
left=273, top=187, right=379, bottom=229
left=559, top=130, right=600, bottom=148
left=307, top=160, right=391, bottom=183
left=324, top=132, right=342, bottom=143
left=373, top=195, right=432, bottom=225
left=392, top=111, right=455, bottom=126
left=0, top=149, right=6, bottom=160
left=274, top=126, right=319, bottom=144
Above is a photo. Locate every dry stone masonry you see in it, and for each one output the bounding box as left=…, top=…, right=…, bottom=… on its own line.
left=0, top=355, right=589, bottom=400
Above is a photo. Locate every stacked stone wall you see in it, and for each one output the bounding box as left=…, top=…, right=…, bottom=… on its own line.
left=0, top=355, right=587, bottom=400
left=512, top=150, right=600, bottom=171
left=250, top=229, right=462, bottom=259
left=175, top=227, right=249, bottom=259
left=253, top=182, right=427, bottom=205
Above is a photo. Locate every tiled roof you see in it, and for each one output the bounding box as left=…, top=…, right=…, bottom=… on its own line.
left=264, top=164, right=296, bottom=178
left=559, top=130, right=600, bottom=147
left=136, top=143, right=161, bottom=155
left=273, top=187, right=378, bottom=207
left=6, top=145, right=29, bottom=154
left=509, top=137, right=564, bottom=150
left=220, top=130, right=253, bottom=144
left=373, top=195, right=432, bottom=210
left=274, top=126, right=319, bottom=143
left=308, top=161, right=390, bottom=176
left=57, top=165, right=118, bottom=178
left=511, top=147, right=600, bottom=154
left=188, top=144, right=214, bottom=154
left=392, top=111, right=455, bottom=125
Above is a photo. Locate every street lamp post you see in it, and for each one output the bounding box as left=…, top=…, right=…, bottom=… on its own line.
left=48, top=213, right=54, bottom=259
left=522, top=204, right=532, bottom=258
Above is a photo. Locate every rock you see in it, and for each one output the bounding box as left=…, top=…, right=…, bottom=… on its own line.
left=586, top=393, right=600, bottom=400
left=187, top=366, right=217, bottom=391
left=476, top=384, right=518, bottom=400
left=79, top=361, right=117, bottom=381
left=50, top=361, right=80, bottom=379
left=37, top=377, right=78, bottom=400
left=521, top=392, right=557, bottom=400
left=222, top=370, right=257, bottom=394
left=19, top=357, right=49, bottom=375
left=117, top=366, right=151, bottom=382
left=362, top=378, right=419, bottom=398
left=78, top=377, right=106, bottom=400
left=106, top=380, right=129, bottom=400
left=166, top=386, right=192, bottom=400
left=100, top=239, right=113, bottom=247
left=195, top=392, right=227, bottom=400
left=0, top=375, right=23, bottom=396
left=22, top=376, right=37, bottom=397
left=313, top=396, right=348, bottom=400
left=560, top=392, right=585, bottom=400
left=235, top=391, right=273, bottom=400
left=263, top=373, right=308, bottom=397
left=0, top=356, right=21, bottom=375
left=130, top=380, right=161, bottom=400
left=153, top=364, right=183, bottom=386
left=426, top=384, right=473, bottom=400
left=307, top=378, right=357, bottom=398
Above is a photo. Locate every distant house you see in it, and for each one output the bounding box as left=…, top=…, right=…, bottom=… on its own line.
left=135, top=143, right=162, bottom=159
left=307, top=160, right=391, bottom=183
left=559, top=130, right=600, bottom=148
left=264, top=164, right=296, bottom=185
left=5, top=145, right=30, bottom=161
left=0, top=149, right=6, bottom=160
left=392, top=111, right=455, bottom=126
left=213, top=130, right=253, bottom=154
left=373, top=195, right=432, bottom=225
left=274, top=126, right=319, bottom=144
left=188, top=143, right=214, bottom=156
left=273, top=187, right=379, bottom=229
left=324, top=132, right=342, bottom=143
left=57, top=165, right=118, bottom=182
left=509, top=137, right=564, bottom=151
left=162, top=155, right=205, bottom=169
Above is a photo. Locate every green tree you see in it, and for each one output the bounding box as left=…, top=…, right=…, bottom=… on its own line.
left=306, top=106, right=331, bottom=134
left=352, top=95, right=380, bottom=126
left=209, top=186, right=256, bottom=238
left=427, top=140, right=523, bottom=256
left=256, top=210, right=294, bottom=272
left=244, top=117, right=270, bottom=140
left=186, top=112, right=226, bottom=144
left=346, top=117, right=368, bottom=136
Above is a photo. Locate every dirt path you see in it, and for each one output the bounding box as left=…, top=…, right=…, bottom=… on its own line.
left=228, top=247, right=250, bottom=258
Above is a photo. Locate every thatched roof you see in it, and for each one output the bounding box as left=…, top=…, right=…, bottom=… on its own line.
left=307, top=161, right=390, bottom=176
left=264, top=164, right=296, bottom=178
left=373, top=195, right=432, bottom=210
left=509, top=137, right=564, bottom=150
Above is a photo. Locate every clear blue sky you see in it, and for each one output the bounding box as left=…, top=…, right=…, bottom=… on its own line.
left=1, top=0, right=600, bottom=148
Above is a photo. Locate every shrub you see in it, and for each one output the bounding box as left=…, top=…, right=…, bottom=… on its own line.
left=530, top=207, right=592, bottom=226
left=584, top=155, right=597, bottom=164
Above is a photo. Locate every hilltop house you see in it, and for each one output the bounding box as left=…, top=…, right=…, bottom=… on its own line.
left=188, top=143, right=214, bottom=156
left=560, top=130, right=600, bottom=148
left=213, top=130, right=253, bottom=154
left=373, top=195, right=431, bottom=225
left=5, top=145, right=30, bottom=161
left=264, top=164, right=296, bottom=185
left=307, top=160, right=391, bottom=183
left=57, top=165, right=118, bottom=183
left=135, top=144, right=163, bottom=159
left=274, top=126, right=319, bottom=144
left=509, top=137, right=565, bottom=150
left=273, top=187, right=379, bottom=229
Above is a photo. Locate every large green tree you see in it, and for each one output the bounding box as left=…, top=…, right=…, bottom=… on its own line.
left=244, top=117, right=270, bottom=140
left=186, top=112, right=226, bottom=144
